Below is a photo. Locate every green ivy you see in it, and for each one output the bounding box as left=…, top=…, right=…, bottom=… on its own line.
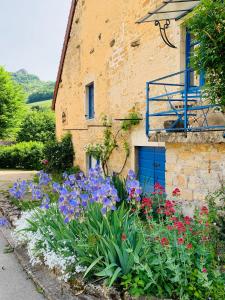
left=186, top=0, right=225, bottom=108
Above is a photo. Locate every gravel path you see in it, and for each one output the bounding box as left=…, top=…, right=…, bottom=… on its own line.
left=0, top=170, right=45, bottom=300
left=0, top=170, right=37, bottom=191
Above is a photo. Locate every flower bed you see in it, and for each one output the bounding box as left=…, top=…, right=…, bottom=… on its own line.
left=9, top=167, right=224, bottom=299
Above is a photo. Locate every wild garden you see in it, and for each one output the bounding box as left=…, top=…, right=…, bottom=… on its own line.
left=9, top=167, right=225, bottom=300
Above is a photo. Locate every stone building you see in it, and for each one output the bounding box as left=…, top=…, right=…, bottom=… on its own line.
left=53, top=0, right=225, bottom=201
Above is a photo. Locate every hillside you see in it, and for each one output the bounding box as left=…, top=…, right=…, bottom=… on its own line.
left=12, top=69, right=55, bottom=103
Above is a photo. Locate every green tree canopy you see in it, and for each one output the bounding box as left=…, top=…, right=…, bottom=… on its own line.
left=0, top=66, right=27, bottom=139
left=12, top=69, right=55, bottom=104
left=187, top=0, right=225, bottom=108
left=17, top=110, right=55, bottom=143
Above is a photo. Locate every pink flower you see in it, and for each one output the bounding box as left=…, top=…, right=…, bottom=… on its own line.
left=174, top=221, right=186, bottom=234
left=121, top=233, right=127, bottom=241
left=154, top=182, right=164, bottom=192
left=167, top=225, right=173, bottom=231
left=202, top=268, right=207, bottom=273
left=178, top=237, right=184, bottom=245
left=184, top=216, right=192, bottom=225
left=161, top=237, right=169, bottom=246
left=186, top=243, right=193, bottom=249
left=200, top=206, right=209, bottom=215
left=172, top=188, right=181, bottom=196
left=41, top=159, right=49, bottom=165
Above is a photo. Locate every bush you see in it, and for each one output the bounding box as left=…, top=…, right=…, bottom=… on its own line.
left=17, top=110, right=55, bottom=143
left=0, top=141, right=44, bottom=170
left=43, top=134, right=74, bottom=172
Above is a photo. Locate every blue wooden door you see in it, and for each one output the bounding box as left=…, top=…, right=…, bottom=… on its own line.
left=138, top=147, right=166, bottom=194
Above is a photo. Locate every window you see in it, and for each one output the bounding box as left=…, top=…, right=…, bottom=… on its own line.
left=87, top=154, right=99, bottom=170
left=86, top=82, right=94, bottom=119
left=185, top=30, right=205, bottom=89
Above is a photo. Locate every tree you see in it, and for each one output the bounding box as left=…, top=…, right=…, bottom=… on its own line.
left=187, top=0, right=225, bottom=108
left=0, top=66, right=27, bottom=139
left=17, top=110, right=55, bottom=143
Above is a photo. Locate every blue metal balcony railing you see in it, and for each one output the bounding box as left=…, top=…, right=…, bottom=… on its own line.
left=146, top=69, right=225, bottom=137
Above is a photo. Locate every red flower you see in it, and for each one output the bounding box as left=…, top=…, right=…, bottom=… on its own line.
left=202, top=268, right=207, bottom=273
left=178, top=237, right=184, bottom=245
left=161, top=237, right=169, bottom=246
left=121, top=233, right=127, bottom=241
left=186, top=243, right=193, bottom=249
left=141, top=198, right=152, bottom=209
left=165, top=200, right=172, bottom=208
left=202, top=236, right=209, bottom=242
left=172, top=188, right=181, bottom=196
left=170, top=216, right=177, bottom=221
left=154, top=182, right=164, bottom=192
left=167, top=225, right=173, bottom=231
left=157, top=208, right=163, bottom=214
left=174, top=221, right=186, bottom=234
left=200, top=206, right=209, bottom=215
left=41, top=159, right=49, bottom=165
left=184, top=216, right=192, bottom=225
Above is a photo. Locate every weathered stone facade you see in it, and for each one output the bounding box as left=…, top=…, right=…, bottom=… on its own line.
left=54, top=0, right=225, bottom=202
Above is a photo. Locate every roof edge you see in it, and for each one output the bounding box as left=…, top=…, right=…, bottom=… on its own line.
left=52, top=0, right=78, bottom=110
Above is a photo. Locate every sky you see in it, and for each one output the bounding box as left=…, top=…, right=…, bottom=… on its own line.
left=0, top=0, right=72, bottom=81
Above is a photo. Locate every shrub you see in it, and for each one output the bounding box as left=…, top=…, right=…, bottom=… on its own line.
left=17, top=110, right=55, bottom=143
left=0, top=141, right=44, bottom=170
left=43, top=134, right=74, bottom=172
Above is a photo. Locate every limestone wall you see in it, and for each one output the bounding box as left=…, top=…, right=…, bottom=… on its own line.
left=55, top=0, right=183, bottom=173
left=166, top=143, right=225, bottom=201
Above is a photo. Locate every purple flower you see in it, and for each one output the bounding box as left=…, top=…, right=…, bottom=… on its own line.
left=0, top=218, right=8, bottom=227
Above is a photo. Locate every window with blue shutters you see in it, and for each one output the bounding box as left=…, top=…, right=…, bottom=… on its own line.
left=86, top=82, right=94, bottom=119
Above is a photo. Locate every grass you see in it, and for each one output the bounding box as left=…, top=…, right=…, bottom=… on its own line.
left=27, top=99, right=52, bottom=109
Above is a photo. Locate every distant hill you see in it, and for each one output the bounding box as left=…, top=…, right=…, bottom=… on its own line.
left=12, top=69, right=55, bottom=104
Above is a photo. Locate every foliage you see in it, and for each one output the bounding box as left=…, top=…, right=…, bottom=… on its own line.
left=121, top=110, right=141, bottom=131
left=0, top=66, right=27, bottom=139
left=17, top=110, right=55, bottom=143
left=85, top=108, right=141, bottom=176
left=186, top=0, right=225, bottom=108
left=112, top=174, right=128, bottom=204
left=11, top=168, right=224, bottom=299
left=43, top=134, right=74, bottom=172
left=12, top=69, right=55, bottom=104
left=207, top=182, right=225, bottom=266
left=0, top=141, right=44, bottom=170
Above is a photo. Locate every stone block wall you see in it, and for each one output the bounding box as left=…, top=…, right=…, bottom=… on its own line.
left=166, top=143, right=225, bottom=202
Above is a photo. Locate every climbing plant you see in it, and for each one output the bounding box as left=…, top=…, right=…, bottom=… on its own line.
left=85, top=108, right=141, bottom=176
left=186, top=0, right=225, bottom=108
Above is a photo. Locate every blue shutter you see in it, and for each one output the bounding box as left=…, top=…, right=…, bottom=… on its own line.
left=88, top=83, right=94, bottom=119
left=138, top=147, right=166, bottom=194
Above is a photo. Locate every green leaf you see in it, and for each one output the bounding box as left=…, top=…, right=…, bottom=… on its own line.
left=109, top=267, right=122, bottom=287
left=83, top=256, right=103, bottom=278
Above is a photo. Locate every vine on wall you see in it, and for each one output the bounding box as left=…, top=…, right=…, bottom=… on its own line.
left=85, top=108, right=141, bottom=176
